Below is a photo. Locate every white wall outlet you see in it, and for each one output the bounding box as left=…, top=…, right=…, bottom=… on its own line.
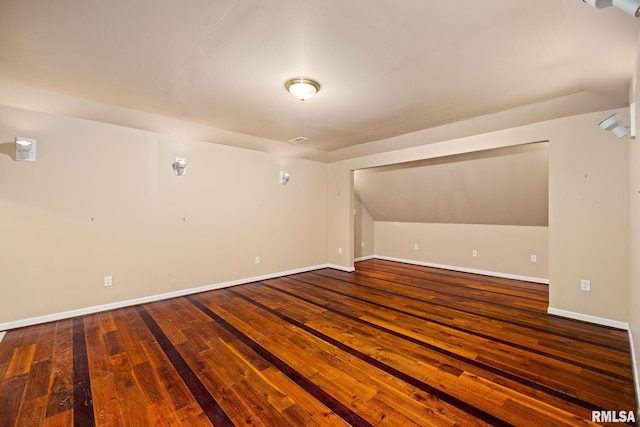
left=531, top=255, right=537, bottom=263
left=580, top=280, right=591, bottom=292
left=414, top=243, right=419, bottom=250
left=104, top=276, right=113, bottom=287
left=472, top=250, right=478, bottom=257
left=361, top=241, right=365, bottom=248
left=338, top=247, right=343, bottom=255
left=255, top=256, right=260, bottom=264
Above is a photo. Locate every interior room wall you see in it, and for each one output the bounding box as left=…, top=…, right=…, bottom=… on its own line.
left=548, top=111, right=629, bottom=324
left=0, top=104, right=328, bottom=327
left=374, top=222, right=548, bottom=281
left=328, top=108, right=630, bottom=324
left=628, top=30, right=640, bottom=413
left=629, top=116, right=640, bottom=413
left=354, top=197, right=375, bottom=260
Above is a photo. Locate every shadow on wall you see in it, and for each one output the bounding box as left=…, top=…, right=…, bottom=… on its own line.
left=0, top=142, right=17, bottom=160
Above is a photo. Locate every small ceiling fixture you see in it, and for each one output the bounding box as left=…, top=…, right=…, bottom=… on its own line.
left=583, top=0, right=640, bottom=17
left=599, top=113, right=630, bottom=137
left=285, top=78, right=320, bottom=101
left=288, top=136, right=308, bottom=144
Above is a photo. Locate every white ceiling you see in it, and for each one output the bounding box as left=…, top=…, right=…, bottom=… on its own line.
left=0, top=0, right=638, bottom=153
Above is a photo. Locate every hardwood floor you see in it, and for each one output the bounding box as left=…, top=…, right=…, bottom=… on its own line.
left=0, top=259, right=636, bottom=426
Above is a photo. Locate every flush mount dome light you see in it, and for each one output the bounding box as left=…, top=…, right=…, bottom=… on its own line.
left=285, top=78, right=320, bottom=101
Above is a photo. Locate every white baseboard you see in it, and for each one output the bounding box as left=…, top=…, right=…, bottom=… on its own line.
left=327, top=264, right=355, bottom=273
left=628, top=328, right=640, bottom=415
left=0, top=263, right=333, bottom=331
left=547, top=307, right=629, bottom=330
left=355, top=255, right=375, bottom=262
left=0, top=331, right=5, bottom=343
left=372, top=255, right=549, bottom=284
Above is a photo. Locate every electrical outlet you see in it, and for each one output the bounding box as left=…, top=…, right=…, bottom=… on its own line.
left=531, top=255, right=537, bottom=263
left=414, top=243, right=419, bottom=250
left=361, top=241, right=365, bottom=248
left=104, top=276, right=113, bottom=287
left=580, top=280, right=591, bottom=292
left=472, top=250, right=478, bottom=257
left=255, top=256, right=260, bottom=264
left=338, top=247, right=343, bottom=255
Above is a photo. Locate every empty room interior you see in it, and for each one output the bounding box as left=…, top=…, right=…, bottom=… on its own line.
left=1, top=1, right=640, bottom=425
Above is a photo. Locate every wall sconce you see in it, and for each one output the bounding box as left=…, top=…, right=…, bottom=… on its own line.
left=173, top=157, right=187, bottom=176
left=279, top=170, right=290, bottom=185
left=15, top=137, right=36, bottom=161
left=599, top=113, right=630, bottom=137
left=583, top=0, right=640, bottom=17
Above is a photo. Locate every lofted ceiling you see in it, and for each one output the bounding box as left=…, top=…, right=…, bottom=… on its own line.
left=355, top=143, right=549, bottom=226
left=0, top=1, right=639, bottom=154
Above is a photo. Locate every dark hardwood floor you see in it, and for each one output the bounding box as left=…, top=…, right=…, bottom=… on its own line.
left=0, top=259, right=637, bottom=426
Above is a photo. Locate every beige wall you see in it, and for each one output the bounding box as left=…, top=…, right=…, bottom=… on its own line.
left=629, top=30, right=640, bottom=412
left=374, top=222, right=548, bottom=280
left=548, top=112, right=629, bottom=322
left=354, top=197, right=375, bottom=260
left=0, top=105, right=328, bottom=326
left=328, top=109, right=630, bottom=324
left=629, top=120, right=640, bottom=412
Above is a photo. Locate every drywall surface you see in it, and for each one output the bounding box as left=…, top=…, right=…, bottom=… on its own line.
left=328, top=109, right=629, bottom=323
left=354, top=198, right=375, bottom=260
left=374, top=222, right=548, bottom=280
left=0, top=104, right=328, bottom=324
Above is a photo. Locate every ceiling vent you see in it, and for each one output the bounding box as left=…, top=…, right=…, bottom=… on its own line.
left=288, top=136, right=308, bottom=144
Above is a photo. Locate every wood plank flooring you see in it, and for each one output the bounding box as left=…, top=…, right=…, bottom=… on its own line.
left=0, top=259, right=637, bottom=426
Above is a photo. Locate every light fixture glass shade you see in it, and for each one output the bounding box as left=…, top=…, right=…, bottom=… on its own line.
left=612, top=124, right=630, bottom=137
left=173, top=157, right=187, bottom=176
left=279, top=170, right=290, bottom=185
left=599, top=113, right=623, bottom=130
left=16, top=140, right=32, bottom=151
left=612, top=0, right=640, bottom=16
left=598, top=113, right=630, bottom=137
left=285, top=78, right=320, bottom=101
left=15, top=137, right=36, bottom=161
left=585, top=0, right=640, bottom=15
left=583, top=0, right=614, bottom=8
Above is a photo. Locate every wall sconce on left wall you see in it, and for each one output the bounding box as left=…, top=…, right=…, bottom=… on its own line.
left=15, top=137, right=36, bottom=161
left=173, top=157, right=187, bottom=176
left=279, top=170, right=290, bottom=185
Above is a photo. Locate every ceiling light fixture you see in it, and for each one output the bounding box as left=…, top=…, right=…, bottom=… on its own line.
left=285, top=78, right=320, bottom=101
left=583, top=0, right=640, bottom=17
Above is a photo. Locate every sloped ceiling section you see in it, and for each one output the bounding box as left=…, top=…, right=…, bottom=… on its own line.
left=354, top=142, right=549, bottom=226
